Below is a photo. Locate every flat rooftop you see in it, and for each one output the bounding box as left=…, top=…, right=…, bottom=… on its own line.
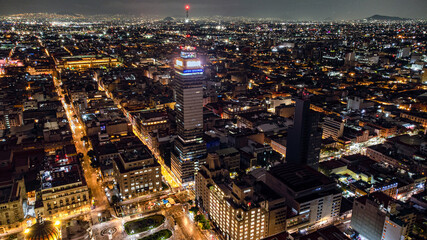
left=0, top=185, right=12, bottom=204
left=298, top=225, right=350, bottom=240
left=269, top=163, right=335, bottom=193
left=120, top=146, right=153, bottom=163
left=216, top=147, right=239, bottom=156
left=41, top=164, right=85, bottom=189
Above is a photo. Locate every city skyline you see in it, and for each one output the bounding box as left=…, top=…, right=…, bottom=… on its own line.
left=0, top=2, right=426, bottom=240
left=0, top=0, right=426, bottom=20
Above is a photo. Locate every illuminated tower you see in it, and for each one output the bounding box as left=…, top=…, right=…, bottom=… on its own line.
left=171, top=46, right=206, bottom=184
left=185, top=5, right=190, bottom=23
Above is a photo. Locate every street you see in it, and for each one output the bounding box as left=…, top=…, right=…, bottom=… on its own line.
left=52, top=74, right=209, bottom=240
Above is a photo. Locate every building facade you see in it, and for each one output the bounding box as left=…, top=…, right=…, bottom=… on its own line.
left=351, top=192, right=415, bottom=240
left=40, top=164, right=90, bottom=217
left=0, top=178, right=25, bottom=228
left=322, top=117, right=344, bottom=140
left=195, top=157, right=287, bottom=240
left=286, top=98, right=322, bottom=169
left=113, top=146, right=162, bottom=199
left=171, top=47, right=206, bottom=184
left=252, top=163, right=342, bottom=233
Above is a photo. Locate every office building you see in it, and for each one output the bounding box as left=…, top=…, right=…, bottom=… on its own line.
left=252, top=163, right=342, bottom=233
left=171, top=47, right=206, bottom=184
left=351, top=191, right=415, bottom=240
left=322, top=117, right=344, bottom=140
left=112, top=146, right=162, bottom=199
left=196, top=157, right=287, bottom=240
left=286, top=98, right=322, bottom=169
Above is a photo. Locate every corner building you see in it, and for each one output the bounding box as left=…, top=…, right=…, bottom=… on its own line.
left=112, top=146, right=162, bottom=199
left=196, top=157, right=287, bottom=240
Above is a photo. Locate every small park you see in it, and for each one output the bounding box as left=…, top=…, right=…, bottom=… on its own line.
left=139, top=229, right=172, bottom=240
left=124, top=214, right=165, bottom=235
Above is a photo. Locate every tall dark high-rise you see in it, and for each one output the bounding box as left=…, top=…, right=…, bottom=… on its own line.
left=286, top=97, right=322, bottom=169
left=171, top=47, right=206, bottom=184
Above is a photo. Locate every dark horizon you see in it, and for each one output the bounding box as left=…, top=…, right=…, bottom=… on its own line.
left=0, top=0, right=426, bottom=20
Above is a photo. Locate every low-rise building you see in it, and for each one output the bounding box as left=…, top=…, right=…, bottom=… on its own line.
left=40, top=157, right=89, bottom=217
left=366, top=145, right=409, bottom=170
left=0, top=176, right=25, bottom=229
left=215, top=147, right=240, bottom=171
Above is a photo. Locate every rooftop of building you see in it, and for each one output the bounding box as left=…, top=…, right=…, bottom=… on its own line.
left=58, top=54, right=112, bottom=61
left=93, top=142, right=118, bottom=156
left=319, top=159, right=347, bottom=171
left=0, top=176, right=21, bottom=204
left=341, top=154, right=374, bottom=165
left=355, top=191, right=395, bottom=208
left=216, top=147, right=239, bottom=156
left=296, top=187, right=342, bottom=204
left=260, top=231, right=289, bottom=240
left=297, top=225, right=350, bottom=240
left=135, top=110, right=168, bottom=120
left=0, top=185, right=13, bottom=204
left=387, top=134, right=425, bottom=147
left=400, top=110, right=427, bottom=119
left=120, top=146, right=153, bottom=163
left=41, top=163, right=85, bottom=189
left=269, top=163, right=336, bottom=193
left=114, top=151, right=159, bottom=173
left=253, top=180, right=283, bottom=202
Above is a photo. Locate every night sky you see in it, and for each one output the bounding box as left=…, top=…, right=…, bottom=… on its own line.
left=0, top=0, right=426, bottom=20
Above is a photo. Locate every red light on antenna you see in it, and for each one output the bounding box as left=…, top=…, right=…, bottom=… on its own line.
left=185, top=5, right=190, bottom=10
left=186, top=34, right=190, bottom=38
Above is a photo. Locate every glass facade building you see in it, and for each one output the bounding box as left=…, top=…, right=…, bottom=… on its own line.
left=171, top=47, right=206, bottom=184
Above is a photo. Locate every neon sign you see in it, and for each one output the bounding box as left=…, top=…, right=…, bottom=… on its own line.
left=183, top=69, right=203, bottom=73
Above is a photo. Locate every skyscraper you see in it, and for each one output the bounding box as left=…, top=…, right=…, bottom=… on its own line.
left=286, top=97, right=322, bottom=169
left=171, top=47, right=206, bottom=184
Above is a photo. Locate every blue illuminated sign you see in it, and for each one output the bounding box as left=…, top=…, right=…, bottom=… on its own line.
left=183, top=69, right=203, bottom=73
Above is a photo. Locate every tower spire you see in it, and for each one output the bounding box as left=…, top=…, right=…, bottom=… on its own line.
left=185, top=4, right=190, bottom=23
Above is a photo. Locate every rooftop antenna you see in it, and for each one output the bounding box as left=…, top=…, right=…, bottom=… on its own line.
left=184, top=4, right=192, bottom=47
left=185, top=4, right=190, bottom=23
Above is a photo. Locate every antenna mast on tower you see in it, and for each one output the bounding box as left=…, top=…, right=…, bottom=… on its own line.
left=185, top=4, right=190, bottom=23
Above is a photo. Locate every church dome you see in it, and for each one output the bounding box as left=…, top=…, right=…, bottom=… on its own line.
left=25, top=220, right=60, bottom=240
